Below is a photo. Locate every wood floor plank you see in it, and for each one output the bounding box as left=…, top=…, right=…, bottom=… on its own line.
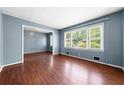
left=0, top=52, right=124, bottom=85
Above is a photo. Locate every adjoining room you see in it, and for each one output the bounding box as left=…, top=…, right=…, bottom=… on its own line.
left=23, top=25, right=54, bottom=62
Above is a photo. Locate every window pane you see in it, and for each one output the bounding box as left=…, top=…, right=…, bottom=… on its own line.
left=64, top=24, right=103, bottom=50
left=80, top=29, right=87, bottom=40
left=66, top=32, right=71, bottom=39
left=91, top=39, right=100, bottom=48
left=72, top=39, right=79, bottom=47
left=90, top=26, right=101, bottom=39
left=72, top=31, right=79, bottom=47
left=79, top=41, right=87, bottom=48
left=72, top=31, right=78, bottom=39
left=65, top=39, right=71, bottom=47
left=79, top=29, right=87, bottom=48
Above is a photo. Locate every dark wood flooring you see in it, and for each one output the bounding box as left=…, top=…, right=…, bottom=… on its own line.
left=0, top=52, right=124, bottom=85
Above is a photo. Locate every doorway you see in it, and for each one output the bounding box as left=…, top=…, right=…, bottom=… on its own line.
left=21, top=25, right=55, bottom=62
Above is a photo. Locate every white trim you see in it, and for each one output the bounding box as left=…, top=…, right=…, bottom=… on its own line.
left=122, top=68, right=124, bottom=71
left=64, top=23, right=104, bottom=51
left=53, top=53, right=60, bottom=55
left=64, top=32, right=71, bottom=47
left=1, top=61, right=22, bottom=69
left=22, top=25, right=55, bottom=62
left=86, top=28, right=89, bottom=49
left=89, top=23, right=104, bottom=50
left=0, top=66, right=3, bottom=72
left=64, top=47, right=104, bottom=52
left=50, top=34, right=53, bottom=46
left=22, top=25, right=54, bottom=33
left=61, top=53, right=124, bottom=70
left=24, top=50, right=48, bottom=54
left=22, top=25, right=24, bottom=62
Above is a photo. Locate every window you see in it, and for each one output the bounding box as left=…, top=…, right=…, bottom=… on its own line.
left=89, top=25, right=103, bottom=49
left=50, top=34, right=53, bottom=46
left=72, top=31, right=79, bottom=48
left=64, top=23, right=104, bottom=50
left=79, top=29, right=88, bottom=48
left=65, top=32, right=71, bottom=47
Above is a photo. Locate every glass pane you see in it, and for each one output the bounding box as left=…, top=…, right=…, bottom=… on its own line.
left=65, top=32, right=71, bottom=39
left=91, top=39, right=100, bottom=48
left=72, top=31, right=78, bottom=39
left=72, top=39, right=79, bottom=47
left=65, top=39, right=71, bottom=47
left=79, top=41, right=87, bottom=48
left=79, top=29, right=87, bottom=48
left=90, top=26, right=101, bottom=39
left=80, top=29, right=87, bottom=40
left=72, top=31, right=79, bottom=47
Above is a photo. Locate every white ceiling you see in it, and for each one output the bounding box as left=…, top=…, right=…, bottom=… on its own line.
left=0, top=7, right=123, bottom=29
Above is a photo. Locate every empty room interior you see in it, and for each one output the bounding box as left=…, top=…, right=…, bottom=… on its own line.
left=0, top=7, right=124, bottom=85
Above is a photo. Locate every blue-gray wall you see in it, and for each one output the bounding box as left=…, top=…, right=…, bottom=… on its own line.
left=3, top=14, right=60, bottom=65
left=60, top=11, right=123, bottom=67
left=0, top=10, right=3, bottom=66
left=24, top=30, right=48, bottom=53
left=54, top=30, right=60, bottom=54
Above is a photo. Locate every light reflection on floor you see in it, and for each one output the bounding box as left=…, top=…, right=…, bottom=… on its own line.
left=63, top=60, right=103, bottom=84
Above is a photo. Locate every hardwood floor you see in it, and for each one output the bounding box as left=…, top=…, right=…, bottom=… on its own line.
left=0, top=51, right=124, bottom=85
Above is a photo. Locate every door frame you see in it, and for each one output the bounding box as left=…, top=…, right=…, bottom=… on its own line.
left=21, top=25, right=55, bottom=62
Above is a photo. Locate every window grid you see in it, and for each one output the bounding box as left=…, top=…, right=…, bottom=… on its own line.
left=64, top=23, right=104, bottom=51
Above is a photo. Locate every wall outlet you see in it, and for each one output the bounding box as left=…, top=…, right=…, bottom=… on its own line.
left=94, top=56, right=100, bottom=60
left=66, top=52, right=69, bottom=54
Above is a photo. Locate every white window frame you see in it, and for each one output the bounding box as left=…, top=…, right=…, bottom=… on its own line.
left=64, top=32, right=71, bottom=48
left=89, top=23, right=104, bottom=51
left=64, top=23, right=104, bottom=51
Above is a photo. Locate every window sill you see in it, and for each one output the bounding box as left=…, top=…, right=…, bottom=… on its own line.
left=64, top=47, right=104, bottom=52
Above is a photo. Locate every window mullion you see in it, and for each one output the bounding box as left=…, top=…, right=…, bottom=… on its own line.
left=88, top=28, right=90, bottom=49
left=64, top=33, right=66, bottom=47
left=64, top=23, right=104, bottom=50
left=100, top=25, right=104, bottom=50
left=78, top=31, right=80, bottom=47
left=71, top=32, right=72, bottom=47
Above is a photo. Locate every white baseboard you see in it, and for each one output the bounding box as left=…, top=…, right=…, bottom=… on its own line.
left=24, top=50, right=48, bottom=54
left=0, top=66, right=3, bottom=72
left=53, top=52, right=60, bottom=55
left=0, top=61, right=22, bottom=72
left=122, top=68, right=124, bottom=71
left=61, top=53, right=123, bottom=70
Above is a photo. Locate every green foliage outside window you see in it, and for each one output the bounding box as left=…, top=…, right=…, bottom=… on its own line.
left=66, top=32, right=71, bottom=39
left=91, top=27, right=100, bottom=38
left=90, top=26, right=101, bottom=48
left=91, top=39, right=100, bottom=48
left=66, top=39, right=71, bottom=47
left=79, top=29, right=87, bottom=48
left=65, top=24, right=103, bottom=49
left=72, top=31, right=79, bottom=47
